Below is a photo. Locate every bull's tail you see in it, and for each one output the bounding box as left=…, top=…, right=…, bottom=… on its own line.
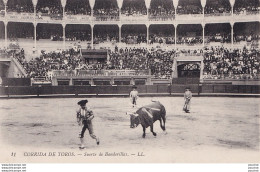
left=160, top=105, right=166, bottom=131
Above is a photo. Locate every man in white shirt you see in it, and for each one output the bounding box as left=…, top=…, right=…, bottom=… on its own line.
left=130, top=85, right=139, bottom=108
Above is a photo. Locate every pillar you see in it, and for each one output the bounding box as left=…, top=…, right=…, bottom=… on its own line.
left=91, top=24, right=94, bottom=48
left=4, top=21, right=7, bottom=48
left=117, top=0, right=123, bottom=20
left=173, top=0, right=179, bottom=18
left=172, top=58, right=178, bottom=78
left=118, top=24, right=121, bottom=43
left=145, top=0, right=151, bottom=19
left=229, top=0, right=236, bottom=17
left=34, top=22, right=37, bottom=49
left=61, top=0, right=67, bottom=18
left=34, top=5, right=36, bottom=19
left=174, top=23, right=178, bottom=50
left=32, top=0, right=38, bottom=17
left=202, top=22, right=205, bottom=47
left=63, top=7, right=65, bottom=18
left=201, top=0, right=206, bottom=18
left=62, top=23, right=66, bottom=49
left=231, top=22, right=234, bottom=48
left=146, top=24, right=149, bottom=44
left=3, top=0, right=7, bottom=47
left=200, top=60, right=204, bottom=80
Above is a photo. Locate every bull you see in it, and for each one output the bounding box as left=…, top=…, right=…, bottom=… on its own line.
left=127, top=101, right=166, bottom=138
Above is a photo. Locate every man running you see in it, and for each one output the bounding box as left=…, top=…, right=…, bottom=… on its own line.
left=130, top=85, right=138, bottom=107
left=76, top=99, right=99, bottom=149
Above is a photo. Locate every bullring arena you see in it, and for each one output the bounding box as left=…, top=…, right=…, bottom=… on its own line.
left=0, top=0, right=260, bottom=163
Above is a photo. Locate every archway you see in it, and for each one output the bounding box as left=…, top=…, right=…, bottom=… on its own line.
left=177, top=62, right=200, bottom=78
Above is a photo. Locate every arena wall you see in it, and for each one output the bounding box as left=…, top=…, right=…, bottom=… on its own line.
left=0, top=84, right=259, bottom=97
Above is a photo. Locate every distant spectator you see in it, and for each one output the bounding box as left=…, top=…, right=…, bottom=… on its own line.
left=203, top=46, right=260, bottom=79
left=149, top=0, right=175, bottom=20
left=65, top=0, right=91, bottom=15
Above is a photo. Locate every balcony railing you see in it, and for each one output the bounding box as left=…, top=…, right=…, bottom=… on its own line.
left=93, top=15, right=119, bottom=21
left=6, top=12, right=34, bottom=20
left=52, top=69, right=150, bottom=77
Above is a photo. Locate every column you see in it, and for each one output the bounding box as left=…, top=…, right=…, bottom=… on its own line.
left=4, top=3, right=7, bottom=15
left=91, top=7, right=94, bottom=19
left=34, top=22, right=37, bottom=49
left=63, top=7, right=65, bottom=18
left=200, top=60, right=204, bottom=80
left=4, top=0, right=7, bottom=48
left=147, top=6, right=149, bottom=19
left=172, top=58, right=178, bottom=78
left=91, top=24, right=94, bottom=48
left=202, top=22, right=205, bottom=47
left=174, top=23, right=177, bottom=50
left=118, top=24, right=121, bottom=44
left=34, top=5, right=36, bottom=19
left=32, top=0, right=38, bottom=18
left=4, top=21, right=7, bottom=48
left=61, top=0, right=67, bottom=19
left=231, top=22, right=234, bottom=48
left=89, top=0, right=95, bottom=19
left=146, top=24, right=149, bottom=44
left=200, top=0, right=206, bottom=18
left=62, top=23, right=66, bottom=49
left=229, top=0, right=235, bottom=17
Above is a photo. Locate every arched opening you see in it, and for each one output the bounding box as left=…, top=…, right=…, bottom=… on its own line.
left=0, top=0, right=4, bottom=11
left=36, top=23, right=63, bottom=41
left=149, top=24, right=175, bottom=44
left=93, top=25, right=119, bottom=44
left=121, top=25, right=147, bottom=44
left=205, top=0, right=231, bottom=15
left=177, top=24, right=202, bottom=45
left=177, top=62, right=200, bottom=78
left=177, top=0, right=202, bottom=14
left=7, top=0, right=33, bottom=13
left=65, top=0, right=91, bottom=15
left=7, top=22, right=34, bottom=40
left=234, top=0, right=259, bottom=14
left=93, top=0, right=119, bottom=20
left=121, top=0, right=147, bottom=16
left=65, top=24, right=91, bottom=42
left=36, top=0, right=63, bottom=16
left=0, top=21, right=4, bottom=40
left=205, top=23, right=231, bottom=43
left=234, top=22, right=260, bottom=42
left=149, top=0, right=174, bottom=20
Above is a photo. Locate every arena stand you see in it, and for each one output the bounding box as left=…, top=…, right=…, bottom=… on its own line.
left=0, top=0, right=259, bottom=97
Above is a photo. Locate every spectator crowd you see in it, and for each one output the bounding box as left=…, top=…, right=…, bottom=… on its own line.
left=65, top=0, right=91, bottom=15
left=9, top=45, right=260, bottom=81
left=121, top=0, right=147, bottom=16
left=203, top=46, right=260, bottom=79
left=205, top=1, right=231, bottom=15
left=234, top=0, right=260, bottom=14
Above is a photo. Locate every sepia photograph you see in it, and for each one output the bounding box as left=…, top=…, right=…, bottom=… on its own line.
left=0, top=0, right=259, bottom=164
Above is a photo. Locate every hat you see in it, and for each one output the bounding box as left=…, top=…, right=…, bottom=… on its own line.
left=77, top=99, right=88, bottom=106
left=132, top=85, right=137, bottom=89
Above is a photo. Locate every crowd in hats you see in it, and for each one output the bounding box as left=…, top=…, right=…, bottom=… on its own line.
left=203, top=46, right=260, bottom=79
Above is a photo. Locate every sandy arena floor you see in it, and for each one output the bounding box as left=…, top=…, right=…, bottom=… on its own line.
left=0, top=97, right=259, bottom=163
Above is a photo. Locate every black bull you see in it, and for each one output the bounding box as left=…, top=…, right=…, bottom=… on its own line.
left=128, top=101, right=166, bottom=138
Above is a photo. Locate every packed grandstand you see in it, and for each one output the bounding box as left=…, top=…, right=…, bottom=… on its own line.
left=0, top=0, right=259, bottom=85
